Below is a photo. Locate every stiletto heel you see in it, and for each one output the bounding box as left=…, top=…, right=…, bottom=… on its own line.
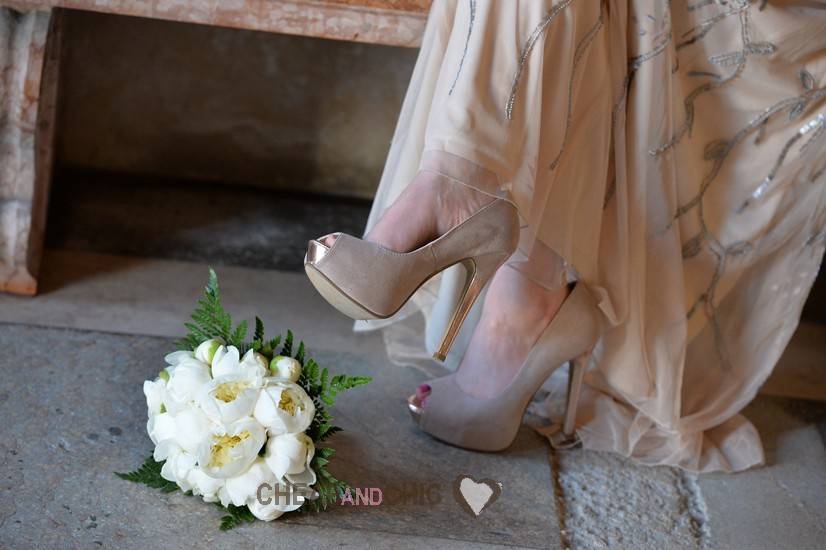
left=434, top=252, right=509, bottom=361
left=548, top=348, right=590, bottom=450
left=407, top=282, right=602, bottom=452
left=305, top=199, right=520, bottom=360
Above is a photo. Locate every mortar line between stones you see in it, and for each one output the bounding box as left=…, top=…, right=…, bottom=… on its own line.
left=547, top=447, right=572, bottom=549
left=676, top=470, right=712, bottom=548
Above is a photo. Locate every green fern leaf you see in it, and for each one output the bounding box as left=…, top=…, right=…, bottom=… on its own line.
left=281, top=330, right=294, bottom=357
left=254, top=316, right=265, bottom=343
left=115, top=456, right=179, bottom=493
left=217, top=503, right=256, bottom=531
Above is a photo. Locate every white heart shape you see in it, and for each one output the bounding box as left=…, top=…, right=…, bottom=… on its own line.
left=459, top=478, right=493, bottom=516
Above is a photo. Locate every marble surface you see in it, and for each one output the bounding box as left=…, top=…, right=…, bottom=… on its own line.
left=0, top=8, right=54, bottom=295
left=1, top=0, right=430, bottom=47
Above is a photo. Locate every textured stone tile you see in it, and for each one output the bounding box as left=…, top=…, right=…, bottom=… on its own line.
left=0, top=324, right=559, bottom=549
left=0, top=250, right=385, bottom=358
left=549, top=395, right=826, bottom=550
left=698, top=396, right=826, bottom=550
left=551, top=449, right=710, bottom=549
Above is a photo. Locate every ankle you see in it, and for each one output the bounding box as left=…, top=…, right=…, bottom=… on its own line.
left=487, top=265, right=570, bottom=325
left=365, top=169, right=494, bottom=253
left=422, top=172, right=495, bottom=237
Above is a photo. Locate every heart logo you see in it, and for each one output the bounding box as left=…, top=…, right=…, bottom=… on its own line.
left=452, top=474, right=502, bottom=517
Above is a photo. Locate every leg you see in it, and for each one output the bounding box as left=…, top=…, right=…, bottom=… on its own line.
left=416, top=241, right=571, bottom=404
left=0, top=7, right=59, bottom=295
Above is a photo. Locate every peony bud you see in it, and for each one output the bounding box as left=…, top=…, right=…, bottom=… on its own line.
left=195, top=339, right=223, bottom=364
left=269, top=356, right=302, bottom=383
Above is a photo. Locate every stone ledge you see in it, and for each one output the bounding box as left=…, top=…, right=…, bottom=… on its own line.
left=0, top=0, right=431, bottom=47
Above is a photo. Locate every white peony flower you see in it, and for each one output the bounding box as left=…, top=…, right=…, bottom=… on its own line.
left=211, top=346, right=268, bottom=380
left=187, top=467, right=224, bottom=502
left=220, top=458, right=276, bottom=507
left=253, top=380, right=315, bottom=435
left=241, top=349, right=270, bottom=375
left=198, top=374, right=262, bottom=426
left=157, top=443, right=223, bottom=501
left=165, top=357, right=211, bottom=409
left=164, top=350, right=195, bottom=366
left=210, top=344, right=228, bottom=368
left=247, top=476, right=310, bottom=521
left=264, top=432, right=316, bottom=487
left=172, top=406, right=213, bottom=454
left=144, top=378, right=167, bottom=416
left=160, top=447, right=198, bottom=492
left=197, top=417, right=267, bottom=479
left=195, top=338, right=223, bottom=364
left=269, top=356, right=302, bottom=383
left=151, top=405, right=212, bottom=466
left=147, top=411, right=176, bottom=445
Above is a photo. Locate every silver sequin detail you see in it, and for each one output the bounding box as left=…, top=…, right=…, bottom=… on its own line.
left=448, top=0, right=476, bottom=96
left=506, top=0, right=577, bottom=120
left=650, top=6, right=777, bottom=156
left=739, top=113, right=826, bottom=211
left=549, top=1, right=606, bottom=171
left=608, top=1, right=673, bottom=172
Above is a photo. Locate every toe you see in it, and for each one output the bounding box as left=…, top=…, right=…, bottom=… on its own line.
left=411, top=383, right=431, bottom=409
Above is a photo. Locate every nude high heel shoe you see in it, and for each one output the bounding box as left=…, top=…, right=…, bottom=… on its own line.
left=407, top=282, right=602, bottom=452
left=304, top=198, right=520, bottom=361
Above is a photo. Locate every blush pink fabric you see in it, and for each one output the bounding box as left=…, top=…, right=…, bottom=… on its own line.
left=356, top=0, right=826, bottom=472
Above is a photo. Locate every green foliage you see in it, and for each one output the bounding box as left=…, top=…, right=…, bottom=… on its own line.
left=217, top=503, right=256, bottom=531
left=280, top=330, right=293, bottom=357
left=280, top=332, right=371, bottom=512
left=176, top=268, right=248, bottom=351
left=121, top=269, right=372, bottom=528
left=115, top=455, right=179, bottom=493
left=305, top=448, right=349, bottom=512
left=253, top=316, right=265, bottom=344
left=260, top=335, right=281, bottom=358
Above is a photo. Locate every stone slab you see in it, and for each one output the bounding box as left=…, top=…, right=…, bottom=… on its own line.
left=697, top=396, right=826, bottom=550
left=0, top=249, right=386, bottom=358
left=0, top=0, right=430, bottom=47
left=0, top=323, right=559, bottom=548
left=551, top=448, right=711, bottom=549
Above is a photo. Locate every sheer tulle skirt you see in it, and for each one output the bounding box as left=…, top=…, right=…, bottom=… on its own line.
left=356, top=0, right=826, bottom=472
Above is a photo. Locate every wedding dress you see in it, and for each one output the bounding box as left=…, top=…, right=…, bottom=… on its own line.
left=354, top=0, right=826, bottom=472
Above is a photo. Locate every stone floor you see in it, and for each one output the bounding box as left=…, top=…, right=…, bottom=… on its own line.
left=0, top=173, right=823, bottom=548
left=0, top=252, right=823, bottom=549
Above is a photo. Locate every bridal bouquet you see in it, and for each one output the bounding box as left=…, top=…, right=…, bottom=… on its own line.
left=117, top=270, right=371, bottom=529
